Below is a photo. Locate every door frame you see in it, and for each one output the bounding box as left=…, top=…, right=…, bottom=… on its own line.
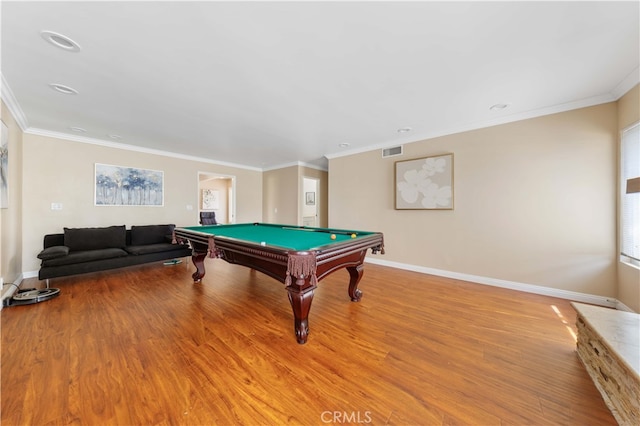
left=197, top=171, right=236, bottom=224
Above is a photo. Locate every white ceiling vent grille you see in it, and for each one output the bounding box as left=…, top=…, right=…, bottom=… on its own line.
left=382, top=146, right=403, bottom=158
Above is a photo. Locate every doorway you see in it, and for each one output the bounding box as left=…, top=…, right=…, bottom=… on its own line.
left=198, top=172, right=235, bottom=224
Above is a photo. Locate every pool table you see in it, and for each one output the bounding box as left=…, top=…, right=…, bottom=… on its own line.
left=173, top=223, right=384, bottom=344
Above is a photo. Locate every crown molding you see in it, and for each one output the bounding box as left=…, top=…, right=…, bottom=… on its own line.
left=0, top=74, right=29, bottom=130
left=611, top=66, right=640, bottom=100
left=298, top=161, right=328, bottom=172
left=24, top=128, right=263, bottom=172
left=2, top=74, right=326, bottom=172
left=3, top=73, right=261, bottom=172
left=325, top=92, right=617, bottom=160
left=262, top=161, right=328, bottom=172
left=5, top=66, right=634, bottom=172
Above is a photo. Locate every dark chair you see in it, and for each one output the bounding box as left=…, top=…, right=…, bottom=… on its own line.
left=199, top=211, right=218, bottom=225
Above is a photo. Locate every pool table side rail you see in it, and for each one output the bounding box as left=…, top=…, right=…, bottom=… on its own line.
left=173, top=227, right=384, bottom=285
left=187, top=222, right=377, bottom=237
left=314, top=233, right=384, bottom=280
left=174, top=226, right=384, bottom=255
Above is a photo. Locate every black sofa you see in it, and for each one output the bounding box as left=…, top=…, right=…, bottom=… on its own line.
left=38, top=224, right=193, bottom=281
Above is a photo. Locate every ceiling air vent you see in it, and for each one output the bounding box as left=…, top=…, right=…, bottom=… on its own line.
left=382, top=146, right=403, bottom=158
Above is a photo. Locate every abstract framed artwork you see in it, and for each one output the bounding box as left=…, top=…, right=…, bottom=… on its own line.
left=95, top=163, right=164, bottom=206
left=395, top=153, right=454, bottom=210
left=202, top=189, right=219, bottom=209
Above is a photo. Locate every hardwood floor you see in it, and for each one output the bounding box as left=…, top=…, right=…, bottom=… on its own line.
left=2, top=260, right=615, bottom=425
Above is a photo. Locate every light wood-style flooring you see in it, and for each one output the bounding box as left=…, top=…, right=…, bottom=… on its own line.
left=2, top=259, right=616, bottom=425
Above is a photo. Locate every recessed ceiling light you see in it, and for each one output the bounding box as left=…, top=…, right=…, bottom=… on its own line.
left=108, top=134, right=123, bottom=140
left=49, top=83, right=78, bottom=95
left=338, top=143, right=350, bottom=148
left=489, top=103, right=510, bottom=111
left=40, top=30, right=81, bottom=52
left=69, top=126, right=86, bottom=133
left=397, top=127, right=412, bottom=133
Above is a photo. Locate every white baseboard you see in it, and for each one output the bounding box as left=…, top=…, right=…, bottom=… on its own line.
left=365, top=257, right=619, bottom=309
left=17, top=260, right=627, bottom=311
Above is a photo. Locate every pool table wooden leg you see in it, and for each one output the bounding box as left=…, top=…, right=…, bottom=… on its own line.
left=190, top=242, right=209, bottom=282
left=347, top=264, right=364, bottom=302
left=286, top=277, right=316, bottom=344
left=191, top=253, right=207, bottom=282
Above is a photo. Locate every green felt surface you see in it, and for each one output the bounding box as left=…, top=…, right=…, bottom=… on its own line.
left=180, top=223, right=374, bottom=251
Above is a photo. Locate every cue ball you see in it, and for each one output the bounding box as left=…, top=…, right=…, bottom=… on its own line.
left=331, top=234, right=336, bottom=240
left=260, top=241, right=266, bottom=246
left=351, top=233, right=356, bottom=238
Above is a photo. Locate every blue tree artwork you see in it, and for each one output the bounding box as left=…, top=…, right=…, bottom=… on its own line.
left=95, top=163, right=163, bottom=206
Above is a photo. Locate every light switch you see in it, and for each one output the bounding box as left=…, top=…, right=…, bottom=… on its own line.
left=186, top=204, right=193, bottom=211
left=51, top=203, right=63, bottom=210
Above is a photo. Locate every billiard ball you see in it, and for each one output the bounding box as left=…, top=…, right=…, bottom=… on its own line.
left=330, top=234, right=336, bottom=240
left=351, top=233, right=356, bottom=238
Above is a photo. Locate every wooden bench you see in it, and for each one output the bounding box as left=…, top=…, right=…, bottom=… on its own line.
left=572, top=302, right=639, bottom=425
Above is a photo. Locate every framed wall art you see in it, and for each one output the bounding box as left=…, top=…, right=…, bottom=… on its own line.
left=202, top=189, right=219, bottom=210
left=95, top=163, right=164, bottom=206
left=395, top=153, right=454, bottom=210
left=305, top=191, right=315, bottom=205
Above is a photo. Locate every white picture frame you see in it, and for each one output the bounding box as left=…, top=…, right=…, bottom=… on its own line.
left=395, top=154, right=454, bottom=210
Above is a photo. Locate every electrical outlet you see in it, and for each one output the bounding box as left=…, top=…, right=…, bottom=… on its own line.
left=51, top=203, right=63, bottom=210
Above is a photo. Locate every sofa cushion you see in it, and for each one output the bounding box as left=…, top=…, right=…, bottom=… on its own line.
left=37, top=245, right=70, bottom=260
left=64, top=226, right=126, bottom=251
left=41, top=248, right=128, bottom=267
left=125, top=243, right=186, bottom=256
left=130, top=224, right=175, bottom=246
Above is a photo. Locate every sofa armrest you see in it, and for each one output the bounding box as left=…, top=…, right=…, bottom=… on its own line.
left=44, top=233, right=65, bottom=248
left=37, top=245, right=70, bottom=260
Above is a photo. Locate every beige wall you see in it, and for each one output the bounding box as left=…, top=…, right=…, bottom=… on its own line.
left=21, top=133, right=262, bottom=273
left=329, top=103, right=619, bottom=298
left=263, top=166, right=299, bottom=224
left=0, top=101, right=23, bottom=289
left=617, top=84, right=640, bottom=312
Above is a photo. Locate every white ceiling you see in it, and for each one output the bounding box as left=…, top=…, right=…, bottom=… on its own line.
left=2, top=1, right=639, bottom=171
